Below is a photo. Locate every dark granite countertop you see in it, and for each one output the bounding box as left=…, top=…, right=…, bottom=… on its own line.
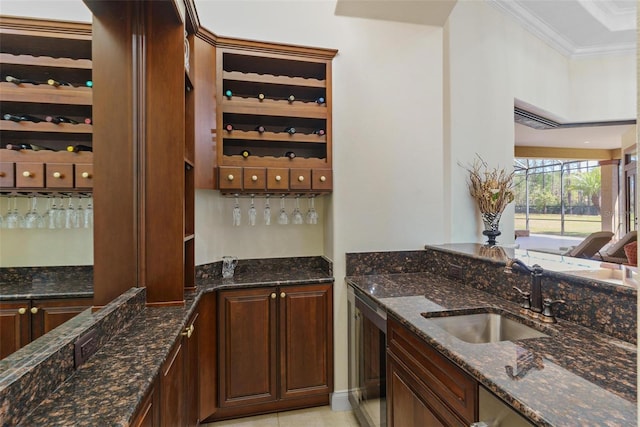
left=14, top=259, right=333, bottom=426
left=346, top=272, right=637, bottom=427
left=0, top=265, right=94, bottom=301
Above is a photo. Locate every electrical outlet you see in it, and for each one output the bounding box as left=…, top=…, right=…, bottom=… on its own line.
left=74, top=329, right=99, bottom=369
left=448, top=264, right=463, bottom=280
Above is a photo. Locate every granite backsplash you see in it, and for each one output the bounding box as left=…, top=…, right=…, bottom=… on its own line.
left=346, top=246, right=637, bottom=344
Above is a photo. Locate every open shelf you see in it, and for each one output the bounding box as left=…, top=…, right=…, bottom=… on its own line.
left=0, top=121, right=92, bottom=134
left=0, top=82, right=92, bottom=105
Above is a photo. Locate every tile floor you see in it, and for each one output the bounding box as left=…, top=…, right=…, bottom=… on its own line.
left=202, top=406, right=360, bottom=427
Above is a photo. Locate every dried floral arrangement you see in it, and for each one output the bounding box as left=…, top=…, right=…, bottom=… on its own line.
left=461, top=155, right=515, bottom=214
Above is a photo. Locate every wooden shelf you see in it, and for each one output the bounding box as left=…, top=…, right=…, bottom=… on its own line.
left=0, top=121, right=93, bottom=134
left=0, top=148, right=93, bottom=162
left=222, top=98, right=327, bottom=119
left=222, top=129, right=326, bottom=143
left=0, top=53, right=92, bottom=69
left=220, top=155, right=328, bottom=168
left=0, top=82, right=92, bottom=105
left=223, top=71, right=325, bottom=88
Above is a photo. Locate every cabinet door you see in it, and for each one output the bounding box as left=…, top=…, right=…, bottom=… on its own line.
left=131, top=380, right=160, bottom=427
left=218, top=287, right=277, bottom=408
left=75, top=163, right=93, bottom=189
left=218, top=166, right=243, bottom=191
left=199, top=292, right=217, bottom=420
left=279, top=284, right=333, bottom=400
left=16, top=162, right=44, bottom=187
left=185, top=311, right=199, bottom=427
left=0, top=162, right=15, bottom=188
left=161, top=339, right=185, bottom=427
left=30, top=297, right=93, bottom=340
left=45, top=163, right=74, bottom=188
left=0, top=300, right=31, bottom=359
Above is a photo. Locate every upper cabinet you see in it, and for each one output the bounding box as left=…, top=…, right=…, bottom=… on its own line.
left=207, top=38, right=337, bottom=194
left=0, top=17, right=93, bottom=192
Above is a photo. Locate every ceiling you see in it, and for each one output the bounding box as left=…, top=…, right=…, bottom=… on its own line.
left=515, top=122, right=634, bottom=150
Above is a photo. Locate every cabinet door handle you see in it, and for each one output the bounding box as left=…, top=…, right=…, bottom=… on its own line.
left=280, top=292, right=286, bottom=298
left=81, top=172, right=91, bottom=179
left=53, top=172, right=62, bottom=179
left=18, top=307, right=27, bottom=315
left=182, top=324, right=195, bottom=338
left=30, top=307, right=38, bottom=314
left=227, top=174, right=234, bottom=181
left=271, top=292, right=277, bottom=299
left=22, top=171, right=32, bottom=177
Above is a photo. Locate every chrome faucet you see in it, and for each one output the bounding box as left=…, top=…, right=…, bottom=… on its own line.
left=505, top=258, right=565, bottom=323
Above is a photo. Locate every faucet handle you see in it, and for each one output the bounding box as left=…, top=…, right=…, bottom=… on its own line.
left=513, top=286, right=531, bottom=309
left=541, top=298, right=566, bottom=323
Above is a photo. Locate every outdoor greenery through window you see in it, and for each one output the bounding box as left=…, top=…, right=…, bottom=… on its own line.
left=514, top=159, right=602, bottom=237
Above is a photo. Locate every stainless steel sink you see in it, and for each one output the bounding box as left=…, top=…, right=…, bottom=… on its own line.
left=421, top=310, right=549, bottom=344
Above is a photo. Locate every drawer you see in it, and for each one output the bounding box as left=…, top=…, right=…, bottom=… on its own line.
left=75, top=164, right=93, bottom=189
left=387, top=316, right=477, bottom=424
left=0, top=162, right=15, bottom=188
left=16, top=162, right=44, bottom=188
left=312, top=169, right=332, bottom=191
left=243, top=168, right=266, bottom=191
left=46, top=163, right=74, bottom=189
left=218, top=166, right=243, bottom=191
left=289, top=168, right=311, bottom=190
left=267, top=168, right=289, bottom=191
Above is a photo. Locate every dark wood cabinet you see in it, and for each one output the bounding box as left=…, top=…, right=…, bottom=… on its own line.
left=0, top=300, right=31, bottom=359
left=198, top=292, right=218, bottom=421
left=214, top=283, right=333, bottom=420
left=386, top=316, right=477, bottom=427
left=0, top=297, right=92, bottom=359
left=185, top=311, right=199, bottom=427
left=131, top=380, right=160, bottom=427
left=160, top=338, right=186, bottom=427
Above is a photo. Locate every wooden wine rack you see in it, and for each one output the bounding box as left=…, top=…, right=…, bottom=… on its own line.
left=214, top=38, right=337, bottom=194
left=0, top=17, right=93, bottom=192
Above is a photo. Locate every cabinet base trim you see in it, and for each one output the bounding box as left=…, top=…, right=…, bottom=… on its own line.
left=206, top=394, right=329, bottom=422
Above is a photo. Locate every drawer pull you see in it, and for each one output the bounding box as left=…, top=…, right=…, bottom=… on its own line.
left=30, top=307, right=38, bottom=314
left=81, top=172, right=91, bottom=179
left=320, top=176, right=326, bottom=182
left=271, top=292, right=277, bottom=299
left=18, top=307, right=26, bottom=315
left=22, top=171, right=32, bottom=178
left=251, top=175, right=258, bottom=182
left=275, top=175, right=281, bottom=182
left=280, top=292, right=286, bottom=298
left=53, top=172, right=62, bottom=179
left=227, top=174, right=234, bottom=181
left=298, top=175, right=304, bottom=182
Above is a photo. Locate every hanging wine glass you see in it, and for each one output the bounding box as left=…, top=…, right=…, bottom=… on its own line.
left=24, top=194, right=43, bottom=229
left=75, top=197, right=84, bottom=228
left=64, top=196, right=75, bottom=229
left=278, top=195, right=289, bottom=225
left=291, top=195, right=303, bottom=225
left=6, top=195, right=24, bottom=229
left=232, top=194, right=241, bottom=226
left=54, top=196, right=65, bottom=229
left=248, top=194, right=257, bottom=226
left=306, top=195, right=318, bottom=225
left=43, top=196, right=56, bottom=229
left=263, top=195, right=271, bottom=226
left=84, top=196, right=93, bottom=228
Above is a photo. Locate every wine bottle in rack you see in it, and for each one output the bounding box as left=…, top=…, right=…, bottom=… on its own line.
left=287, top=95, right=295, bottom=103
left=5, top=75, right=39, bottom=85
left=3, top=113, right=44, bottom=123
left=84, top=118, right=92, bottom=124
left=5, top=143, right=32, bottom=150
left=224, top=124, right=234, bottom=132
left=258, top=93, right=265, bottom=101
left=285, top=151, right=296, bottom=160
left=224, top=89, right=233, bottom=99
left=67, top=144, right=93, bottom=153
left=315, top=97, right=325, bottom=104
left=255, top=125, right=266, bottom=133
left=241, top=150, right=251, bottom=158
left=313, top=129, right=326, bottom=136
left=85, top=80, right=93, bottom=88
left=46, top=116, right=79, bottom=124
left=284, top=127, right=296, bottom=135
left=47, top=78, right=72, bottom=87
